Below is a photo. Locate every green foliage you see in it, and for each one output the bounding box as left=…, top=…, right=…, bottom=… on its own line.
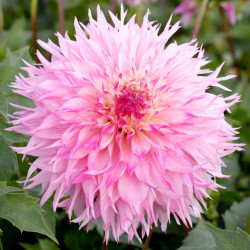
left=223, top=198, right=250, bottom=231
left=0, top=19, right=31, bottom=56
left=0, top=117, right=28, bottom=144
left=63, top=227, right=102, bottom=250
left=0, top=138, right=17, bottom=181
left=178, top=222, right=216, bottom=250
left=206, top=225, right=250, bottom=250
left=178, top=222, right=250, bottom=250
left=19, top=239, right=59, bottom=250
left=0, top=183, right=57, bottom=243
left=0, top=47, right=33, bottom=96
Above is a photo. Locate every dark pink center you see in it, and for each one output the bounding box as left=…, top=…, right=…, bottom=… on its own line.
left=114, top=86, right=149, bottom=120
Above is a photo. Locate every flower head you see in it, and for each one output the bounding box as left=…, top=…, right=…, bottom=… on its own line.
left=9, top=5, right=241, bottom=242
left=220, top=1, right=236, bottom=25
left=174, top=0, right=198, bottom=27
left=174, top=0, right=236, bottom=26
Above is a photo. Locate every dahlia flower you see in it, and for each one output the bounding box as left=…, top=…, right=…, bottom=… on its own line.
left=9, top=5, right=241, bottom=242
left=174, top=0, right=236, bottom=27
left=119, top=0, right=157, bottom=7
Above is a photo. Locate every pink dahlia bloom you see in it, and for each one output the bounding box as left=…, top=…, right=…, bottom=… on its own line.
left=174, top=0, right=236, bottom=26
left=220, top=1, right=236, bottom=25
left=174, top=0, right=198, bottom=27
left=9, top=5, right=241, bottom=242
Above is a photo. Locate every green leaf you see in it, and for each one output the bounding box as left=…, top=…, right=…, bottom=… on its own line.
left=3, top=47, right=32, bottom=67
left=0, top=63, right=13, bottom=95
left=0, top=19, right=31, bottom=54
left=0, top=47, right=33, bottom=96
left=0, top=185, right=58, bottom=243
left=0, top=138, right=17, bottom=181
left=220, top=155, right=240, bottom=189
left=64, top=228, right=102, bottom=250
left=0, top=185, right=22, bottom=196
left=26, top=185, right=57, bottom=236
left=19, top=239, right=59, bottom=250
left=0, top=95, right=7, bottom=117
left=0, top=117, right=28, bottom=144
left=206, top=224, right=250, bottom=250
left=40, top=201, right=57, bottom=239
left=211, top=189, right=243, bottom=204
left=178, top=222, right=216, bottom=250
left=239, top=125, right=250, bottom=148
left=223, top=197, right=250, bottom=231
left=6, top=94, right=35, bottom=115
left=230, top=108, right=250, bottom=124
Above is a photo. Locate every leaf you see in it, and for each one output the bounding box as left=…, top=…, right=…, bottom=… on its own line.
left=178, top=222, right=216, bottom=250
left=0, top=185, right=58, bottom=243
left=0, top=137, right=17, bottom=181
left=0, top=185, right=22, bottom=196
left=4, top=47, right=32, bottom=67
left=40, top=201, right=57, bottom=239
left=239, top=125, right=250, bottom=148
left=0, top=19, right=31, bottom=54
left=19, top=239, right=59, bottom=250
left=206, top=224, right=250, bottom=250
left=0, top=47, right=33, bottom=96
left=0, top=95, right=7, bottom=117
left=21, top=185, right=56, bottom=238
left=211, top=189, right=243, bottom=204
left=220, top=155, right=240, bottom=189
left=0, top=117, right=28, bottom=144
left=223, top=197, right=250, bottom=231
left=6, top=94, right=35, bottom=115
left=230, top=108, right=250, bottom=124
left=64, top=228, right=102, bottom=250
left=0, top=63, right=13, bottom=95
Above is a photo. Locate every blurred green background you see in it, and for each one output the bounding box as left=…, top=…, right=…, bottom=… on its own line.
left=0, top=0, right=249, bottom=249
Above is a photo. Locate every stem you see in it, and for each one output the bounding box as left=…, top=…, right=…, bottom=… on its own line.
left=143, top=224, right=155, bottom=250
left=191, top=0, right=208, bottom=38
left=102, top=233, right=108, bottom=250
left=235, top=59, right=250, bottom=110
left=160, top=0, right=167, bottom=9
left=102, top=242, right=108, bottom=250
left=219, top=6, right=241, bottom=80
left=31, top=0, right=38, bottom=62
left=111, top=0, right=117, bottom=14
left=135, top=4, right=143, bottom=26
left=183, top=219, right=192, bottom=237
left=58, top=0, right=65, bottom=35
left=0, top=0, right=3, bottom=38
left=183, top=224, right=190, bottom=237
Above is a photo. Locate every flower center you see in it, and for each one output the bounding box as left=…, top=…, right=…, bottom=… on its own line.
left=114, top=85, right=150, bottom=121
